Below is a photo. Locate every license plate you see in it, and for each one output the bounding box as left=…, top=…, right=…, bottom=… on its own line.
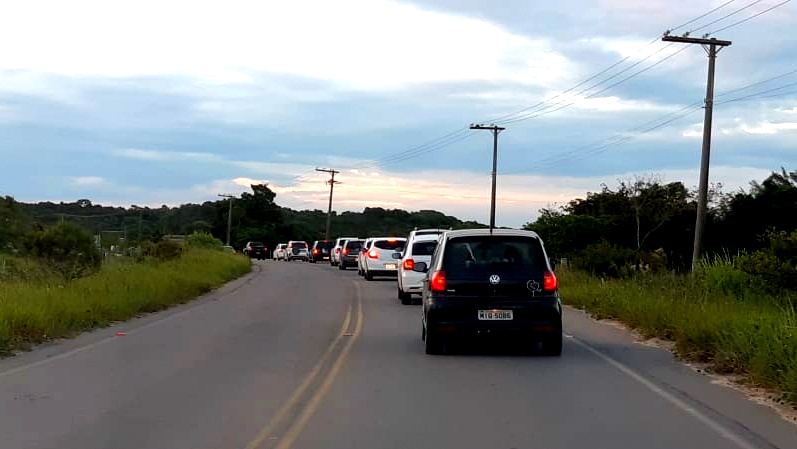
left=478, top=310, right=513, bottom=320
left=385, top=263, right=396, bottom=270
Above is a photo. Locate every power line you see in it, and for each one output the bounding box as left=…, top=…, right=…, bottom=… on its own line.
left=497, top=46, right=689, bottom=125
left=708, top=0, right=792, bottom=35
left=669, top=0, right=737, bottom=32
left=690, top=0, right=765, bottom=34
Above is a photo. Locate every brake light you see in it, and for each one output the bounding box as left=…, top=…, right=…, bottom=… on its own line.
left=403, top=259, right=414, bottom=270
left=313, top=249, right=319, bottom=254
left=543, top=271, right=558, bottom=291
left=430, top=270, right=446, bottom=292
left=387, top=238, right=397, bottom=242
left=343, top=248, right=350, bottom=255
left=367, top=249, right=379, bottom=259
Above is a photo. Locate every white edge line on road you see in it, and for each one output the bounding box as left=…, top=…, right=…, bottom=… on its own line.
left=571, top=337, right=760, bottom=449
left=0, top=269, right=261, bottom=379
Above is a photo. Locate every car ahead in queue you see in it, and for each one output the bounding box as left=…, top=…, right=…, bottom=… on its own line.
left=361, top=237, right=406, bottom=280
left=309, top=240, right=334, bottom=263
left=395, top=234, right=439, bottom=304
left=331, top=237, right=358, bottom=266
left=356, top=238, right=375, bottom=276
left=273, top=243, right=287, bottom=260
left=284, top=241, right=310, bottom=261
left=338, top=239, right=364, bottom=270
left=416, top=229, right=562, bottom=356
left=243, top=242, right=267, bottom=260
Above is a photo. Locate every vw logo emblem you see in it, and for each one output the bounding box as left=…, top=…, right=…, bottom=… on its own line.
left=489, top=275, right=501, bottom=285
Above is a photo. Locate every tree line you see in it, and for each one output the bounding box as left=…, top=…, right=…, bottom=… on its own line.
left=1, top=184, right=485, bottom=254
left=524, top=168, right=796, bottom=275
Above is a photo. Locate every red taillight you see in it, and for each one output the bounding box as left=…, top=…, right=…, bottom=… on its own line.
left=313, top=249, right=319, bottom=254
left=403, top=259, right=414, bottom=270
left=343, top=248, right=350, bottom=255
left=367, top=249, right=379, bottom=259
left=335, top=248, right=341, bottom=253
left=543, top=271, right=558, bottom=291
left=430, top=270, right=446, bottom=292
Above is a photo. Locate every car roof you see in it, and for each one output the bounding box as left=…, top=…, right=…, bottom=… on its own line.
left=442, top=228, right=541, bottom=239
left=371, top=236, right=406, bottom=241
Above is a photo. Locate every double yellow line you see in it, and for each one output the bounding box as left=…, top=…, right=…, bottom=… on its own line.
left=244, top=282, right=364, bottom=449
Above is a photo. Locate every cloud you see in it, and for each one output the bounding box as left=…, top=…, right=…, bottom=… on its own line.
left=113, top=148, right=223, bottom=162
left=1, top=0, right=574, bottom=91
left=70, top=176, right=106, bottom=186
left=687, top=120, right=797, bottom=137
left=781, top=107, right=797, bottom=114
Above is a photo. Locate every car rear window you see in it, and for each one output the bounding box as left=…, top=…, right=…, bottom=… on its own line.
left=292, top=242, right=307, bottom=249
left=250, top=242, right=264, bottom=247
left=374, top=239, right=405, bottom=251
left=317, top=241, right=334, bottom=249
left=346, top=241, right=363, bottom=250
left=415, top=230, right=442, bottom=236
left=442, top=236, right=546, bottom=278
left=411, top=241, right=437, bottom=256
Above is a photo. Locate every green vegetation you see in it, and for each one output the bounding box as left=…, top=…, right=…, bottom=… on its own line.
left=559, top=264, right=797, bottom=405
left=0, top=248, right=250, bottom=355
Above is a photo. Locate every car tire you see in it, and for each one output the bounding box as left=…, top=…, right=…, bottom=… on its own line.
left=398, top=289, right=412, bottom=305
left=338, top=263, right=346, bottom=270
left=424, top=326, right=444, bottom=355
left=541, top=324, right=563, bottom=357
left=365, top=271, right=373, bottom=281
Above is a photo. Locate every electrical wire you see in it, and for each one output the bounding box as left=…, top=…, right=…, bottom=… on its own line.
left=708, top=0, right=792, bottom=35
left=669, top=0, right=737, bottom=32
left=690, top=0, right=765, bottom=34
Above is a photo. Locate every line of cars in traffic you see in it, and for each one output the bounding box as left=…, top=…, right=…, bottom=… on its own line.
left=297, top=228, right=563, bottom=356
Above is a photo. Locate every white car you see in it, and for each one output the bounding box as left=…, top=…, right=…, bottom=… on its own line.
left=273, top=243, right=287, bottom=260
left=396, top=233, right=441, bottom=304
left=330, top=237, right=358, bottom=266
left=360, top=237, right=406, bottom=281
left=357, top=238, right=375, bottom=276
left=284, top=240, right=310, bottom=261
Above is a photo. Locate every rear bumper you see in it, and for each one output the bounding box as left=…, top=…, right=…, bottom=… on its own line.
left=426, top=297, right=562, bottom=336
left=367, top=270, right=398, bottom=277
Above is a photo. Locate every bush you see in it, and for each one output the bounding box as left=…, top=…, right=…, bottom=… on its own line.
left=737, top=230, right=797, bottom=293
left=24, top=222, right=102, bottom=280
left=155, top=240, right=183, bottom=261
left=186, top=231, right=223, bottom=249
left=572, top=242, right=635, bottom=278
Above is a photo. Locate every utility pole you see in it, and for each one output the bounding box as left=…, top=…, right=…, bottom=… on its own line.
left=316, top=168, right=340, bottom=240
left=470, top=123, right=506, bottom=231
left=218, top=194, right=235, bottom=246
left=662, top=32, right=731, bottom=272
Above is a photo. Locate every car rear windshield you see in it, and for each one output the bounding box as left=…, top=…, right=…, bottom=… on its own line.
left=411, top=240, right=437, bottom=256
left=345, top=241, right=363, bottom=250
left=250, top=242, right=264, bottom=247
left=442, top=236, right=546, bottom=278
left=415, top=230, right=442, bottom=236
left=373, top=239, right=405, bottom=251
left=316, top=241, right=334, bottom=249
left=291, top=242, right=307, bottom=248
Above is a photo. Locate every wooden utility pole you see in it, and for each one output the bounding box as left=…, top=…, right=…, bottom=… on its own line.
left=662, top=32, right=731, bottom=272
left=218, top=194, right=235, bottom=246
left=469, top=123, right=506, bottom=231
left=316, top=168, right=340, bottom=240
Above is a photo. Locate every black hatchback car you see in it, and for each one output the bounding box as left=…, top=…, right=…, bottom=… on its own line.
left=414, top=229, right=562, bottom=356
left=309, top=240, right=335, bottom=263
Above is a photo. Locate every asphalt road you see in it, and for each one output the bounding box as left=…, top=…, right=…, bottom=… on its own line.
left=1, top=260, right=795, bottom=449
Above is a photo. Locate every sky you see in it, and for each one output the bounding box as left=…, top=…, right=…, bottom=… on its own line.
left=1, top=0, right=795, bottom=228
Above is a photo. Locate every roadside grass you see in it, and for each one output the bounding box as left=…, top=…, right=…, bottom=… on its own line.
left=0, top=249, right=251, bottom=355
left=559, top=265, right=797, bottom=406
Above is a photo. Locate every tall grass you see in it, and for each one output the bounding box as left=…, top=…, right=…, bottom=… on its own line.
left=0, top=249, right=251, bottom=355
left=559, top=262, right=797, bottom=405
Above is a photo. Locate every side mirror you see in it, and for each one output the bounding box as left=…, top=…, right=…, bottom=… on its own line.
left=549, top=257, right=557, bottom=271
left=391, top=252, right=402, bottom=259
left=412, top=261, right=428, bottom=273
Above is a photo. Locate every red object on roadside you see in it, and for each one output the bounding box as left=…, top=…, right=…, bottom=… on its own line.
left=116, top=332, right=127, bottom=336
